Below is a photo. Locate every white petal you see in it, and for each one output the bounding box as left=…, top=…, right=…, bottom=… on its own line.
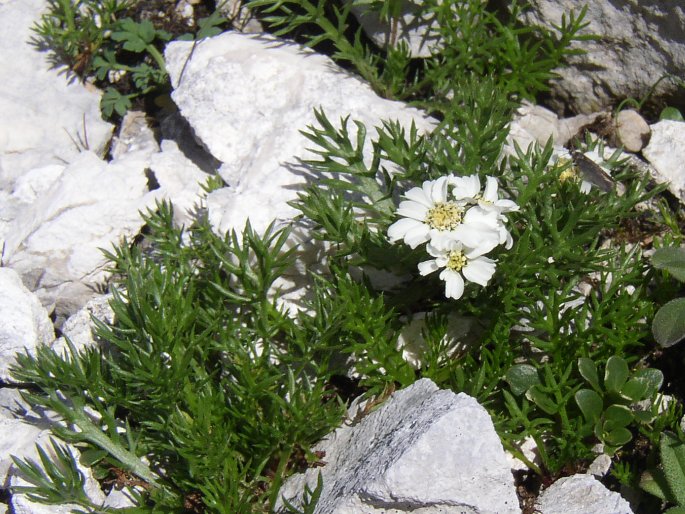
left=404, top=224, right=431, bottom=248
left=404, top=186, right=434, bottom=208
left=439, top=269, right=465, bottom=299
left=483, top=176, right=499, bottom=202
left=453, top=174, right=481, bottom=200
left=430, top=176, right=450, bottom=203
left=495, top=199, right=519, bottom=212
left=462, top=257, right=496, bottom=286
left=451, top=223, right=499, bottom=254
left=397, top=200, right=429, bottom=220
left=418, top=259, right=440, bottom=276
left=388, top=217, right=423, bottom=242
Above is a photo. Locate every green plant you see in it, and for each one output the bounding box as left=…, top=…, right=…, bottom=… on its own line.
left=641, top=431, right=685, bottom=513
left=652, top=246, right=685, bottom=347
left=574, top=356, right=663, bottom=453
left=32, top=1, right=229, bottom=118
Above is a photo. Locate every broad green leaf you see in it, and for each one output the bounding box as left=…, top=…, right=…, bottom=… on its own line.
left=653, top=247, right=685, bottom=282
left=665, top=507, right=685, bottom=514
left=660, top=432, right=685, bottom=505
left=505, top=364, right=540, bottom=396
left=577, top=357, right=600, bottom=392
left=660, top=107, right=685, bottom=122
left=633, top=368, right=664, bottom=397
left=603, top=404, right=633, bottom=427
left=653, top=298, right=685, bottom=348
left=574, top=389, right=602, bottom=422
left=604, top=356, right=629, bottom=393
left=603, top=426, right=632, bottom=447
left=620, top=378, right=648, bottom=402
left=640, top=469, right=669, bottom=501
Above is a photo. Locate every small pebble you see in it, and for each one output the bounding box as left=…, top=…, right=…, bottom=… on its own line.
left=615, top=109, right=651, bottom=152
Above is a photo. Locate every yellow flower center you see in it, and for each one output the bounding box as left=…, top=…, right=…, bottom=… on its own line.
left=555, top=158, right=580, bottom=184
left=425, top=202, right=463, bottom=231
left=446, top=249, right=468, bottom=272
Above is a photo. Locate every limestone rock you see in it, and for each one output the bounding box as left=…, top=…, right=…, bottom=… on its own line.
left=165, top=32, right=436, bottom=237
left=536, top=474, right=632, bottom=514
left=349, top=0, right=441, bottom=57
left=642, top=120, right=685, bottom=201
left=277, top=378, right=519, bottom=514
left=615, top=110, right=650, bottom=152
left=9, top=433, right=106, bottom=513
left=51, top=294, right=114, bottom=355
left=521, top=1, right=685, bottom=114
left=0, top=419, right=47, bottom=486
left=0, top=0, right=113, bottom=190
left=3, top=150, right=158, bottom=314
left=0, top=268, right=54, bottom=383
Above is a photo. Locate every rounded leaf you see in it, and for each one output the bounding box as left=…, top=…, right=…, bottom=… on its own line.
left=660, top=107, right=685, bottom=122
left=526, top=385, right=558, bottom=415
left=620, top=378, right=648, bottom=402
left=633, top=368, right=664, bottom=397
left=652, top=247, right=685, bottom=282
left=604, top=404, right=634, bottom=427
left=505, top=364, right=540, bottom=396
left=653, top=298, right=685, bottom=348
left=605, top=356, right=629, bottom=393
left=575, top=389, right=603, bottom=422
left=578, top=357, right=600, bottom=391
left=604, top=427, right=633, bottom=447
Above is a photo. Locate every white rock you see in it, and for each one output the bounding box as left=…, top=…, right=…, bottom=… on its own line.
left=277, top=378, right=519, bottom=514
left=165, top=32, right=436, bottom=237
left=587, top=453, right=612, bottom=478
left=0, top=419, right=48, bottom=486
left=0, top=0, right=112, bottom=189
left=110, top=110, right=160, bottom=159
left=103, top=487, right=138, bottom=509
left=642, top=120, right=685, bottom=202
left=51, top=294, right=114, bottom=355
left=150, top=139, right=211, bottom=228
left=536, top=474, right=632, bottom=514
left=11, top=164, right=66, bottom=204
left=521, top=1, right=685, bottom=114
left=615, top=110, right=650, bottom=153
left=349, top=0, right=441, bottom=57
left=0, top=388, right=31, bottom=419
left=0, top=268, right=54, bottom=382
left=3, top=150, right=158, bottom=313
left=9, top=432, right=106, bottom=513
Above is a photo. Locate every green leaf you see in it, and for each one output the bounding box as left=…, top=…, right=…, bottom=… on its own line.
left=660, top=432, right=685, bottom=505
left=603, top=404, right=633, bottom=427
left=574, top=389, right=603, bottom=422
left=112, top=19, right=157, bottom=52
left=620, top=378, right=648, bottom=402
left=665, top=507, right=685, bottom=514
left=604, top=356, right=629, bottom=393
left=640, top=469, right=669, bottom=500
left=633, top=368, right=664, bottom=397
left=577, top=357, right=600, bottom=392
left=652, top=247, right=685, bottom=282
left=660, top=107, right=684, bottom=122
left=653, top=298, right=685, bottom=348
left=100, top=88, right=132, bottom=118
left=603, top=426, right=632, bottom=447
left=505, top=364, right=540, bottom=395
left=526, top=385, right=558, bottom=415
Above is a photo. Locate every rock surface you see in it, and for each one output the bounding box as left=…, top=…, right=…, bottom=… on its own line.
left=349, top=0, right=441, bottom=57
left=642, top=120, right=685, bottom=201
left=535, top=474, right=632, bottom=514
left=615, top=109, right=651, bottom=152
left=0, top=268, right=54, bottom=383
left=522, top=0, right=685, bottom=114
left=3, top=150, right=158, bottom=314
left=165, top=32, right=436, bottom=237
left=277, top=378, right=519, bottom=514
left=0, top=0, right=113, bottom=189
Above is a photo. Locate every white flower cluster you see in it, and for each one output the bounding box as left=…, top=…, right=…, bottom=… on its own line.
left=388, top=175, right=519, bottom=300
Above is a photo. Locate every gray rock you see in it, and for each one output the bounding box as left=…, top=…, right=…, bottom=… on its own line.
left=51, top=294, right=114, bottom=355
left=0, top=268, right=54, bottom=383
left=0, top=0, right=113, bottom=190
left=642, top=120, right=685, bottom=201
left=521, top=1, right=685, bottom=114
left=536, top=474, right=632, bottom=514
left=3, top=150, right=159, bottom=314
left=277, top=378, right=519, bottom=514
left=615, top=110, right=651, bottom=152
left=349, top=0, right=441, bottom=57
left=165, top=32, right=436, bottom=237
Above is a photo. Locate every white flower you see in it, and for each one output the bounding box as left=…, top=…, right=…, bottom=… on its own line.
left=387, top=176, right=500, bottom=250
left=478, top=176, right=520, bottom=213
left=418, top=239, right=497, bottom=300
